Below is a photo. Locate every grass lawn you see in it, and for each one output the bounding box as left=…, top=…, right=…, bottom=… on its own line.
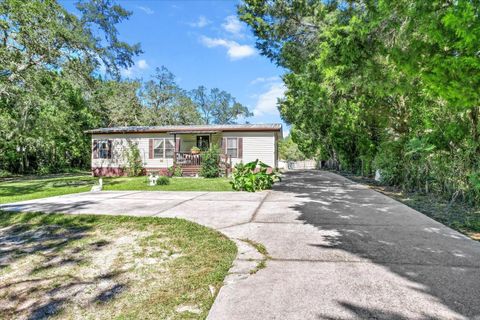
left=0, top=174, right=233, bottom=204
left=0, top=211, right=237, bottom=319
left=103, top=176, right=233, bottom=192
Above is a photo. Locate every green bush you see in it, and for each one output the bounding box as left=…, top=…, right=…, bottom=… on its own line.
left=200, top=144, right=221, bottom=178
left=125, top=141, right=144, bottom=177
left=168, top=165, right=182, bottom=177
left=156, top=176, right=170, bottom=185
left=231, top=159, right=280, bottom=192
left=0, top=170, right=11, bottom=178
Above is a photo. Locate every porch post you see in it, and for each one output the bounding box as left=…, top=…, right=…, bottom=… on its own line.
left=173, top=133, right=177, bottom=164
left=209, top=133, right=212, bottom=148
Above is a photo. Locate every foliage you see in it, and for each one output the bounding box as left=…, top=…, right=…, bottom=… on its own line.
left=200, top=144, right=221, bottom=178
left=190, top=86, right=253, bottom=124
left=231, top=159, right=280, bottom=192
left=0, top=1, right=252, bottom=176
left=167, top=165, right=182, bottom=177
left=124, top=141, right=143, bottom=177
left=238, top=0, right=480, bottom=205
left=140, top=66, right=202, bottom=126
left=0, top=0, right=140, bottom=174
left=279, top=135, right=306, bottom=161
left=156, top=176, right=170, bottom=185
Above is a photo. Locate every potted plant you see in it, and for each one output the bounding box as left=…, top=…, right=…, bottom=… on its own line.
left=191, top=146, right=201, bottom=155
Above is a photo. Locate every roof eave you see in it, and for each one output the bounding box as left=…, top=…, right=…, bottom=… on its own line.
left=85, top=127, right=282, bottom=135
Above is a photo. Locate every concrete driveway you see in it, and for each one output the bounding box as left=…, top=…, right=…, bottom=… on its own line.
left=2, top=171, right=480, bottom=319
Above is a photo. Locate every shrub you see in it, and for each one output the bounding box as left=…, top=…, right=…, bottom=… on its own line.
left=200, top=144, right=221, bottom=178
left=168, top=165, right=182, bottom=177
left=156, top=176, right=170, bottom=185
left=125, top=141, right=144, bottom=176
left=0, top=170, right=11, bottom=178
left=231, top=159, right=280, bottom=192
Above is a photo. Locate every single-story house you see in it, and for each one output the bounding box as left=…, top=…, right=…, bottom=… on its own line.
left=85, top=124, right=282, bottom=176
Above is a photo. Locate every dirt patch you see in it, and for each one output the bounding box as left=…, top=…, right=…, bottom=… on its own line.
left=0, top=212, right=236, bottom=319
left=0, top=224, right=177, bottom=320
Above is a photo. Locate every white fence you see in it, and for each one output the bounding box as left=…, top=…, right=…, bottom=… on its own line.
left=278, top=160, right=318, bottom=170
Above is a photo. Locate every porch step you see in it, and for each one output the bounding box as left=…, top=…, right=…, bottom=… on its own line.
left=181, top=165, right=201, bottom=177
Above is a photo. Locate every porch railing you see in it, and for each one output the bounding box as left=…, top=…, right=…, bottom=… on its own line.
left=175, top=152, right=202, bottom=166
left=174, top=152, right=233, bottom=175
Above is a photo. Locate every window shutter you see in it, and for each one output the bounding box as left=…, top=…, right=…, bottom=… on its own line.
left=237, top=138, right=243, bottom=158
left=175, top=138, right=181, bottom=152
left=149, top=139, right=153, bottom=159
left=222, top=137, right=227, bottom=154
left=107, top=140, right=113, bottom=159
left=92, top=140, right=98, bottom=159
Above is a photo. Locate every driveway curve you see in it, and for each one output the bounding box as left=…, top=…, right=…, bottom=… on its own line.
left=2, top=170, right=480, bottom=319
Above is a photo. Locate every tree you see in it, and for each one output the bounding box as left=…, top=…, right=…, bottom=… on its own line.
left=0, top=0, right=140, bottom=173
left=191, top=86, right=252, bottom=124
left=94, top=80, right=143, bottom=127
left=0, top=0, right=141, bottom=86
left=238, top=0, right=480, bottom=205
left=278, top=135, right=306, bottom=161
left=141, top=67, right=202, bottom=125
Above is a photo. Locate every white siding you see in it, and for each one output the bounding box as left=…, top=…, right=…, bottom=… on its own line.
left=222, top=131, right=276, bottom=167
left=91, top=133, right=173, bottom=169
left=91, top=131, right=278, bottom=169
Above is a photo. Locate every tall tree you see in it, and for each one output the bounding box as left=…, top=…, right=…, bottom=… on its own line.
left=94, top=80, right=143, bottom=127
left=191, top=86, right=252, bottom=124
left=239, top=0, right=480, bottom=204
left=0, top=0, right=140, bottom=173
left=141, top=66, right=202, bottom=125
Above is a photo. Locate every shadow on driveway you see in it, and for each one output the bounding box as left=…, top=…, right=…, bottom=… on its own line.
left=275, top=170, right=480, bottom=319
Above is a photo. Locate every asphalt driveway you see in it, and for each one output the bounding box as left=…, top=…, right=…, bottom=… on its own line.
left=2, top=171, right=480, bottom=319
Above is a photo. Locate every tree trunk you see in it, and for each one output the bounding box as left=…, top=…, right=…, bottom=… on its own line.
left=470, top=106, right=480, bottom=158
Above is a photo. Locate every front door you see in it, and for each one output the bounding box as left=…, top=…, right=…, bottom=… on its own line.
left=196, top=135, right=209, bottom=151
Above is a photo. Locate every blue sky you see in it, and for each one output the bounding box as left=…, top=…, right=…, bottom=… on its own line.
left=61, top=0, right=288, bottom=135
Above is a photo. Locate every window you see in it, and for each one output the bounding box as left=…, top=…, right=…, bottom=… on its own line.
left=99, top=140, right=111, bottom=159
left=153, top=139, right=164, bottom=158
left=153, top=138, right=175, bottom=159
left=165, top=139, right=175, bottom=158
left=226, top=138, right=238, bottom=158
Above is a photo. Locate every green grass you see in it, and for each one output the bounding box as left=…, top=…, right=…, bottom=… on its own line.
left=103, top=176, right=233, bottom=192
left=0, top=174, right=233, bottom=204
left=0, top=211, right=237, bottom=319
left=240, top=238, right=270, bottom=274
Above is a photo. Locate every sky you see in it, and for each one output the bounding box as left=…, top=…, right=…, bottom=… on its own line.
left=61, top=0, right=289, bottom=135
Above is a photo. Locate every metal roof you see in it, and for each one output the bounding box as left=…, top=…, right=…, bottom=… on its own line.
left=85, top=124, right=282, bottom=134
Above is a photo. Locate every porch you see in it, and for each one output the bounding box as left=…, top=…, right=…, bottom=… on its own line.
left=170, top=131, right=233, bottom=177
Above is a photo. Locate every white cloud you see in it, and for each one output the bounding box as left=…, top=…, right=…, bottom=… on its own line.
left=250, top=76, right=280, bottom=85
left=121, top=67, right=133, bottom=77
left=137, top=59, right=149, bottom=70
left=200, top=36, right=255, bottom=60
left=189, top=16, right=211, bottom=28
left=222, top=15, right=244, bottom=37
left=253, top=82, right=286, bottom=117
left=121, top=59, right=149, bottom=78
left=137, top=6, right=154, bottom=15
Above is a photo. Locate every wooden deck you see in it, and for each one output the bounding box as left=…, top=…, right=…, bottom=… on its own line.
left=175, top=152, right=232, bottom=177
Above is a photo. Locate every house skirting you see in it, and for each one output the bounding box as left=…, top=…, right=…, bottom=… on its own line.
left=92, top=167, right=170, bottom=177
